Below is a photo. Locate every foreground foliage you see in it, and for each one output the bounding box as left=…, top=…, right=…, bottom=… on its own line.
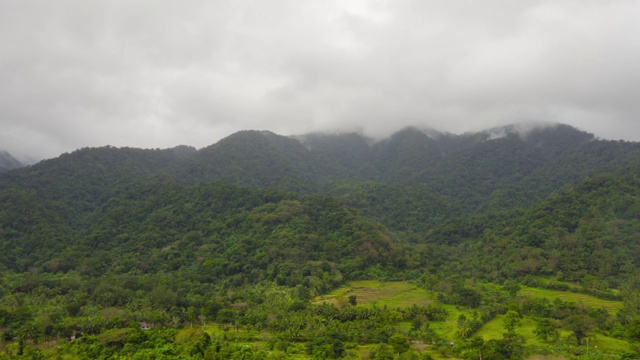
left=1, top=277, right=640, bottom=359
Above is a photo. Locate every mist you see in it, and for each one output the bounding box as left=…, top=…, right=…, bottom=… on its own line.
left=1, top=1, right=639, bottom=161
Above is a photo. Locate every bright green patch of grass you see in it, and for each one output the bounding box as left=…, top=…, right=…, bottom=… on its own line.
left=428, top=304, right=465, bottom=340
left=315, top=280, right=469, bottom=342
left=314, top=280, right=629, bottom=356
left=314, top=280, right=433, bottom=308
left=583, top=333, right=631, bottom=353
left=519, top=286, right=623, bottom=313
left=475, top=314, right=506, bottom=340
left=475, top=315, right=568, bottom=344
left=476, top=315, right=630, bottom=355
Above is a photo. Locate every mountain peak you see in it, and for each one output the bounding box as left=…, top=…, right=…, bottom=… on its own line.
left=0, top=150, right=23, bottom=173
left=462, top=122, right=594, bottom=144
left=388, top=126, right=448, bottom=140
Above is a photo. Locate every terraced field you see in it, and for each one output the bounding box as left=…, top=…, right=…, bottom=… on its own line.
left=518, top=286, right=623, bottom=313
left=315, top=280, right=631, bottom=357
left=314, top=280, right=434, bottom=308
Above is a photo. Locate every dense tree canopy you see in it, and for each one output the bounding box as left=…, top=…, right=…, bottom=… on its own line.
left=2, top=124, right=640, bottom=358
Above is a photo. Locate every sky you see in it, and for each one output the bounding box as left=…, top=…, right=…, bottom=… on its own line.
left=1, top=0, right=640, bottom=162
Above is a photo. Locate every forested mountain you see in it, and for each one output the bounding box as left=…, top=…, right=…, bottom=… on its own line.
left=0, top=150, right=22, bottom=173
left=2, top=123, right=640, bottom=281
left=441, top=167, right=640, bottom=283
left=3, top=123, right=640, bottom=358
left=182, top=131, right=315, bottom=191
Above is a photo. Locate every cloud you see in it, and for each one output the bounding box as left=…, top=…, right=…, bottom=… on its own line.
left=1, top=0, right=639, bottom=161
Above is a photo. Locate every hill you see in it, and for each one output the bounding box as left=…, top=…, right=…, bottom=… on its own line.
left=2, top=123, right=640, bottom=282
left=2, top=123, right=640, bottom=358
left=0, top=150, right=22, bottom=173
left=440, top=168, right=640, bottom=284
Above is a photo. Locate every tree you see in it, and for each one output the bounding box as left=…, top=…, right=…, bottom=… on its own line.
left=458, top=288, right=482, bottom=308
left=483, top=334, right=525, bottom=360
left=419, top=273, right=439, bottom=291
left=389, top=333, right=410, bottom=354
left=150, top=286, right=177, bottom=310
left=216, top=309, right=237, bottom=325
left=458, top=323, right=473, bottom=338
left=502, top=283, right=520, bottom=298
left=175, top=328, right=211, bottom=357
left=19, top=322, right=40, bottom=345
left=372, top=343, right=395, bottom=360
left=534, top=318, right=559, bottom=341
left=627, top=317, right=640, bottom=342
left=186, top=306, right=198, bottom=327
left=463, top=336, right=485, bottom=360
left=503, top=311, right=521, bottom=335
left=563, top=314, right=595, bottom=345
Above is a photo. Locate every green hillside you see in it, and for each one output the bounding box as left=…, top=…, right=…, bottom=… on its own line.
left=2, top=124, right=640, bottom=358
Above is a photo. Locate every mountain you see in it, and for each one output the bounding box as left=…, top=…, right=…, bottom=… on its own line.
left=182, top=130, right=315, bottom=191
left=2, top=122, right=640, bottom=284
left=5, top=122, right=640, bottom=358
left=296, top=132, right=378, bottom=183
left=445, top=167, right=640, bottom=284
left=0, top=179, right=410, bottom=289
left=175, top=123, right=608, bottom=199
left=0, top=150, right=22, bottom=173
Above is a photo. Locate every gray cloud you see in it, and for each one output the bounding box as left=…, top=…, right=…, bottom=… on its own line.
left=1, top=0, right=639, bottom=161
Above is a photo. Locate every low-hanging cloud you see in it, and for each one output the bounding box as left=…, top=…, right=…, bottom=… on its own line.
left=1, top=0, right=639, bottom=161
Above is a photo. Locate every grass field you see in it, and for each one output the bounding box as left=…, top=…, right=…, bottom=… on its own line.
left=530, top=276, right=621, bottom=295
left=518, top=285, right=623, bottom=313
left=313, top=280, right=434, bottom=308
left=314, top=280, right=623, bottom=313
left=313, top=280, right=631, bottom=357
left=476, top=314, right=630, bottom=354
left=475, top=314, right=564, bottom=342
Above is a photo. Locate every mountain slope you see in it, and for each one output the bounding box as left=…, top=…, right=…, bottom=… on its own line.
left=296, top=132, right=379, bottom=183
left=0, top=150, right=22, bottom=173
left=0, top=179, right=416, bottom=293
left=0, top=145, right=195, bottom=205
left=443, top=167, right=640, bottom=283
left=182, top=130, right=315, bottom=191
left=2, top=123, right=640, bottom=285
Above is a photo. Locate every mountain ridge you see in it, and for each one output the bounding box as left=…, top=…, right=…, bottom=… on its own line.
left=1, top=123, right=628, bottom=212
left=3, top=122, right=640, bottom=359
left=2, top=122, right=640, bottom=283
left=0, top=150, right=23, bottom=173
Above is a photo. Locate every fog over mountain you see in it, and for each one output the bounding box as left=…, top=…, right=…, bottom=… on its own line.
left=2, top=1, right=639, bottom=161
left=0, top=150, right=22, bottom=173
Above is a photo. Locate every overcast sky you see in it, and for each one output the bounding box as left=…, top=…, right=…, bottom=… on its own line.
left=1, top=0, right=639, bottom=161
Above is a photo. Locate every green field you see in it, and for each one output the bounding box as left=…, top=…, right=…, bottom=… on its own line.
left=476, top=314, right=567, bottom=342
left=319, top=281, right=623, bottom=313
left=313, top=280, right=434, bottom=308
left=476, top=314, right=630, bottom=354
left=315, top=280, right=631, bottom=357
left=518, top=285, right=623, bottom=313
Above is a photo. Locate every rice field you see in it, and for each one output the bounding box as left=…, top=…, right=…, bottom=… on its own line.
left=314, top=280, right=630, bottom=356
left=518, top=285, right=623, bottom=313
left=313, top=280, right=434, bottom=308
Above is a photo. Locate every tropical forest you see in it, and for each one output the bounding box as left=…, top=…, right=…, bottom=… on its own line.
left=1, top=124, right=640, bottom=359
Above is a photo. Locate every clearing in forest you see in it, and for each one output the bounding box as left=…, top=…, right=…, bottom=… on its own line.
left=518, top=285, right=623, bottom=313
left=313, top=280, right=433, bottom=308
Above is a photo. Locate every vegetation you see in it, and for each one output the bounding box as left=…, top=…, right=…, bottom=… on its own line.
left=2, top=124, right=640, bottom=358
